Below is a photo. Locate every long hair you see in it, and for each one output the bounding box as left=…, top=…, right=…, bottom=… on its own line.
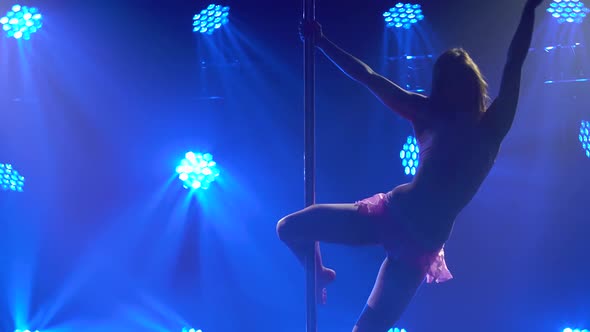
left=430, top=48, right=489, bottom=113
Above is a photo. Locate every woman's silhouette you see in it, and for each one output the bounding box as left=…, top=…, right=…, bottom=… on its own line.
left=277, top=0, right=545, bottom=330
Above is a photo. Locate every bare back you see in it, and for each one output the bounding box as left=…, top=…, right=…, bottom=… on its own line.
left=390, top=101, right=501, bottom=244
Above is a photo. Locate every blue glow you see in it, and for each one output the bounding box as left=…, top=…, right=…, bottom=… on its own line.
left=581, top=120, right=590, bottom=158
left=388, top=328, right=407, bottom=332
left=193, top=3, right=230, bottom=35
left=547, top=0, right=589, bottom=23
left=1, top=5, right=42, bottom=40
left=400, top=136, right=419, bottom=176
left=383, top=3, right=424, bottom=29
left=181, top=328, right=203, bottom=332
left=544, top=42, right=582, bottom=52
left=176, top=152, right=220, bottom=190
left=545, top=78, right=589, bottom=84
left=15, top=330, right=40, bottom=332
left=1, top=163, right=25, bottom=192
left=563, top=329, right=589, bottom=332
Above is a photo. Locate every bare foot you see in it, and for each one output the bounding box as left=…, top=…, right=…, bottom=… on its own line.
left=317, top=267, right=336, bottom=304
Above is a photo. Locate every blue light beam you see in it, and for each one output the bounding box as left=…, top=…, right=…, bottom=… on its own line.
left=383, top=3, right=424, bottom=29
left=547, top=0, right=589, bottom=24
left=0, top=4, right=43, bottom=40
left=193, top=4, right=230, bottom=35
left=176, top=152, right=220, bottom=190
left=0, top=163, right=25, bottom=192
left=580, top=120, right=590, bottom=158
left=400, top=136, right=419, bottom=176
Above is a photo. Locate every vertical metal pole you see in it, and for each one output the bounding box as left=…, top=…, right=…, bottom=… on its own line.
left=303, top=0, right=317, bottom=331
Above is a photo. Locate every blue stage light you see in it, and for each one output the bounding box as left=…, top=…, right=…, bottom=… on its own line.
left=1, top=163, right=25, bottom=192
left=580, top=120, right=590, bottom=158
left=1, top=4, right=42, bottom=40
left=547, top=0, right=590, bottom=23
left=383, top=2, right=424, bottom=29
left=181, top=328, right=203, bottom=332
left=14, top=330, right=40, bottom=332
left=400, top=136, right=419, bottom=176
left=563, top=328, right=589, bottom=332
left=193, top=3, right=230, bottom=35
left=176, top=152, right=220, bottom=190
left=388, top=328, right=407, bottom=332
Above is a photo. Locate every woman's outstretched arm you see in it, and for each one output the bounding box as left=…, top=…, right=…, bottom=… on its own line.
left=303, top=22, right=426, bottom=121
left=483, top=0, right=545, bottom=140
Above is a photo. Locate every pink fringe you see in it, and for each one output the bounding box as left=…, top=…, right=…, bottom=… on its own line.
left=424, top=246, right=453, bottom=283
left=356, top=193, right=453, bottom=284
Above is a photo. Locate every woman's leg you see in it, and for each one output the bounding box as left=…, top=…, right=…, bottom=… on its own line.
left=277, top=203, right=382, bottom=265
left=277, top=203, right=381, bottom=253
left=353, top=256, right=426, bottom=332
left=276, top=204, right=382, bottom=301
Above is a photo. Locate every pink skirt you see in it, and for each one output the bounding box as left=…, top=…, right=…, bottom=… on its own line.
left=355, top=193, right=453, bottom=284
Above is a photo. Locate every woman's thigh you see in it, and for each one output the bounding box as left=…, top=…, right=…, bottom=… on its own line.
left=277, top=204, right=383, bottom=246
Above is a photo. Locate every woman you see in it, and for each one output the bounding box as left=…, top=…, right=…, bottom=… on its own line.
left=276, top=0, right=544, bottom=330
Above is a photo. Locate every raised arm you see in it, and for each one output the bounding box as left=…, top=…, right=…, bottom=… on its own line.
left=483, top=0, right=544, bottom=140
left=302, top=21, right=426, bottom=121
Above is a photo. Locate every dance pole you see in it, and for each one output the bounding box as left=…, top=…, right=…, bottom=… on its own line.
left=303, top=0, right=317, bottom=330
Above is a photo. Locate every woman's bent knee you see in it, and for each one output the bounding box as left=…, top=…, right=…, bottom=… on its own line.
left=276, top=215, right=296, bottom=242
left=276, top=217, right=286, bottom=241
left=276, top=207, right=314, bottom=242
